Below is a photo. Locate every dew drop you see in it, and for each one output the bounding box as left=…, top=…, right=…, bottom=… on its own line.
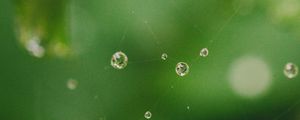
left=67, top=79, right=78, bottom=90
left=144, top=111, right=152, bottom=119
left=161, top=53, right=168, bottom=60
left=187, top=106, right=190, bottom=110
left=175, top=62, right=190, bottom=76
left=111, top=51, right=128, bottom=69
left=200, top=48, right=209, bottom=57
left=284, top=63, right=298, bottom=79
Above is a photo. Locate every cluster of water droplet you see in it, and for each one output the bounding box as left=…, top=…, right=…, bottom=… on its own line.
left=109, top=49, right=299, bottom=83
left=110, top=48, right=211, bottom=77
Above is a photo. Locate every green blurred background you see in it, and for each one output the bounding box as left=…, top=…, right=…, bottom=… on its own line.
left=1, top=0, right=300, bottom=119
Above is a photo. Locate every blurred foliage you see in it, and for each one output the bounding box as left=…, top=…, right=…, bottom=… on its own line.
left=14, top=0, right=70, bottom=58
left=1, top=0, right=300, bottom=120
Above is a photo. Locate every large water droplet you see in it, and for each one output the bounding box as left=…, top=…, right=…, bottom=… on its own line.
left=176, top=62, right=190, bottom=76
left=284, top=63, right=298, bottom=79
left=161, top=53, right=168, bottom=61
left=200, top=48, right=209, bottom=57
left=144, top=111, right=152, bottom=119
left=111, top=51, right=128, bottom=69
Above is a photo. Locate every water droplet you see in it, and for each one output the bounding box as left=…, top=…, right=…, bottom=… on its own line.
left=187, top=106, right=190, bottom=110
left=144, top=111, right=152, bottom=119
left=161, top=53, right=168, bottom=60
left=25, top=36, right=45, bottom=58
left=111, top=51, right=128, bottom=69
left=67, top=79, right=78, bottom=90
left=200, top=48, right=209, bottom=57
left=284, top=63, right=298, bottom=79
left=176, top=62, right=190, bottom=76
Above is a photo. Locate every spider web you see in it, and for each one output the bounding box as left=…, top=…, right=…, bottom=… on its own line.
left=60, top=0, right=300, bottom=119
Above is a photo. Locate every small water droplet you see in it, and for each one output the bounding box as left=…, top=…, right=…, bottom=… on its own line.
left=67, top=79, right=78, bottom=90
left=284, top=63, right=298, bottom=79
left=161, top=53, right=168, bottom=60
left=187, top=106, right=190, bottom=110
left=200, top=48, right=209, bottom=57
left=144, top=111, right=152, bottom=119
left=176, top=62, right=190, bottom=77
left=111, top=51, right=128, bottom=69
left=25, top=36, right=45, bottom=58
